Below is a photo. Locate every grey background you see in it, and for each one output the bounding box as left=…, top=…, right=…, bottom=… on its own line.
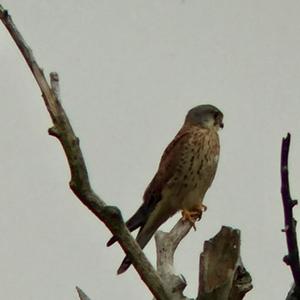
left=1, top=1, right=300, bottom=299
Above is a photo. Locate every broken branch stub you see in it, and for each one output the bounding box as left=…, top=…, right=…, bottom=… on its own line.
left=198, top=226, right=252, bottom=300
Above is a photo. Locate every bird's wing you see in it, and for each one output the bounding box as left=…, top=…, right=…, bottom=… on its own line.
left=116, top=126, right=192, bottom=273
left=106, top=125, right=191, bottom=248
left=143, top=125, right=191, bottom=208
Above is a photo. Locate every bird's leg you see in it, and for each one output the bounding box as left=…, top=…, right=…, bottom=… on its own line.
left=181, top=210, right=198, bottom=230
left=181, top=203, right=207, bottom=230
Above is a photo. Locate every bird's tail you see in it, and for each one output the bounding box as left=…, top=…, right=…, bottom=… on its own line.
left=106, top=200, right=157, bottom=247
left=117, top=207, right=171, bottom=274
left=117, top=224, right=157, bottom=274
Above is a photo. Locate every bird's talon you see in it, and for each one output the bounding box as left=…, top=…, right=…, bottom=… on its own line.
left=181, top=209, right=202, bottom=230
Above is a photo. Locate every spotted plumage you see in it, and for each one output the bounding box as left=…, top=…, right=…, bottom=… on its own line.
left=107, top=104, right=224, bottom=274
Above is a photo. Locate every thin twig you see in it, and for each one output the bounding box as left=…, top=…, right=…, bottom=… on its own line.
left=0, top=6, right=170, bottom=300
left=76, top=287, right=92, bottom=300
left=281, top=133, right=300, bottom=298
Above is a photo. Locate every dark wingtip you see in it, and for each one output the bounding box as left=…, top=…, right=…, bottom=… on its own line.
left=106, top=236, right=118, bottom=247
left=117, top=257, right=131, bottom=275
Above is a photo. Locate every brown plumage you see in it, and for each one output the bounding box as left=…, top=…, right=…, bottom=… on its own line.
left=107, top=104, right=224, bottom=274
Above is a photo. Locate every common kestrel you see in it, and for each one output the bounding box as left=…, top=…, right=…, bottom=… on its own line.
left=107, top=104, right=223, bottom=274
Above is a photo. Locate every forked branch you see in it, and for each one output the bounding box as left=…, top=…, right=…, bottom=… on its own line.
left=155, top=219, right=194, bottom=300
left=155, top=221, right=252, bottom=300
left=1, top=5, right=254, bottom=300
left=0, top=6, right=170, bottom=300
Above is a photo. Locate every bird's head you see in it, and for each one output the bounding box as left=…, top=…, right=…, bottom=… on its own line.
left=185, top=104, right=224, bottom=130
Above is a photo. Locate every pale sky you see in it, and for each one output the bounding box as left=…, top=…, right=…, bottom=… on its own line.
left=1, top=1, right=300, bottom=299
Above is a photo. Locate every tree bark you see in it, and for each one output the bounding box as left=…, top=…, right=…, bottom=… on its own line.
left=155, top=222, right=252, bottom=300
left=197, top=226, right=252, bottom=300
left=155, top=219, right=194, bottom=300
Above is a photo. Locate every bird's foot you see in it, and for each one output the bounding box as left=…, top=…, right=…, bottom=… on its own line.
left=181, top=210, right=201, bottom=230
left=181, top=204, right=206, bottom=230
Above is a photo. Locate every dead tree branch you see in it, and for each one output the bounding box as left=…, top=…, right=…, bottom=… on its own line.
left=0, top=5, right=170, bottom=300
left=1, top=5, right=255, bottom=300
left=76, top=287, right=92, bottom=300
left=281, top=133, right=300, bottom=299
left=197, top=226, right=252, bottom=300
left=155, top=219, right=194, bottom=300
left=155, top=221, right=252, bottom=300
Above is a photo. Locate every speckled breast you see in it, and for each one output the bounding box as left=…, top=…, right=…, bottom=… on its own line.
left=169, top=127, right=220, bottom=203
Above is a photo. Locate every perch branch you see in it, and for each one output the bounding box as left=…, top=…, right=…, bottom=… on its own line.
left=280, top=133, right=300, bottom=299
left=155, top=219, right=194, bottom=300
left=155, top=220, right=252, bottom=300
left=197, top=226, right=252, bottom=300
left=0, top=6, right=170, bottom=300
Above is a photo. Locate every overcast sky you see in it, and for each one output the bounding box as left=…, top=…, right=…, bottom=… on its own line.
left=1, top=1, right=300, bottom=299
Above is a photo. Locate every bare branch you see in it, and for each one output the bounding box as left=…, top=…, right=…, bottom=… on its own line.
left=197, top=226, right=252, bottom=300
left=76, top=287, right=92, bottom=300
left=280, top=133, right=300, bottom=299
left=155, top=219, right=193, bottom=300
left=50, top=72, right=61, bottom=103
left=0, top=6, right=170, bottom=300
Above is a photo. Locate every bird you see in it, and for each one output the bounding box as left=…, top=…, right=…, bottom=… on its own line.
left=107, top=104, right=224, bottom=274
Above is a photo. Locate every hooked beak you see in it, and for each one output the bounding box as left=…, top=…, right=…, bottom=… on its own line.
left=220, top=122, right=224, bottom=129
